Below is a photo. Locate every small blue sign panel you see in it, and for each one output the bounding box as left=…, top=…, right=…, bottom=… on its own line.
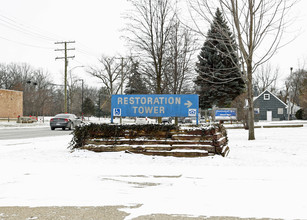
left=113, top=108, right=121, bottom=116
left=188, top=109, right=197, bottom=116
left=111, top=94, right=199, bottom=120
left=214, top=108, right=237, bottom=120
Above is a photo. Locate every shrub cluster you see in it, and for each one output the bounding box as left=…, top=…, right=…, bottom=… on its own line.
left=70, top=123, right=179, bottom=149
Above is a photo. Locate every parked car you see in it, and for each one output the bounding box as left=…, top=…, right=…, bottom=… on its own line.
left=50, top=113, right=82, bottom=130
left=178, top=117, right=185, bottom=123
left=183, top=117, right=192, bottom=124
left=135, top=117, right=148, bottom=124
left=162, top=117, right=172, bottom=124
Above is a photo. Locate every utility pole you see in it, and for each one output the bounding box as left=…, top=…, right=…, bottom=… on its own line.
left=288, top=67, right=293, bottom=120
left=55, top=41, right=75, bottom=113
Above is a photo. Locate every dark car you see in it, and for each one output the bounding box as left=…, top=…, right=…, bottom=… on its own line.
left=50, top=113, right=82, bottom=130
left=183, top=117, right=192, bottom=124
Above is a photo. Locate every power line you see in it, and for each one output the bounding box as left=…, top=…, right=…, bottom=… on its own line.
left=0, top=12, right=123, bottom=72
left=0, top=13, right=63, bottom=42
left=0, top=17, right=55, bottom=42
left=0, top=12, right=105, bottom=62
left=0, top=35, right=53, bottom=49
left=0, top=12, right=63, bottom=51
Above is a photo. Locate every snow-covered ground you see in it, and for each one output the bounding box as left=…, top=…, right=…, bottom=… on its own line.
left=0, top=120, right=307, bottom=219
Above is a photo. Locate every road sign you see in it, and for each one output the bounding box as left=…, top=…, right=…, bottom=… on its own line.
left=214, top=108, right=237, bottom=121
left=111, top=94, right=199, bottom=122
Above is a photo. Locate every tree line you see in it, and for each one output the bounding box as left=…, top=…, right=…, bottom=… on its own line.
left=0, top=63, right=101, bottom=117
left=2, top=0, right=306, bottom=140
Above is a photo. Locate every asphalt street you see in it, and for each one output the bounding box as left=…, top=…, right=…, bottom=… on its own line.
left=0, top=127, right=72, bottom=140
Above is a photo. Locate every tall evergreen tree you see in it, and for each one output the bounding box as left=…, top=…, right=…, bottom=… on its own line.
left=125, top=62, right=148, bottom=94
left=195, top=8, right=245, bottom=109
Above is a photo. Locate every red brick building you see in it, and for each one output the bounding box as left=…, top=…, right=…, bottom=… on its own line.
left=0, top=89, right=23, bottom=119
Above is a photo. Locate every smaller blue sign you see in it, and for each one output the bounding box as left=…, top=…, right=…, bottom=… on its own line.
left=215, top=110, right=236, bottom=117
left=214, top=108, right=237, bottom=120
left=188, top=109, right=197, bottom=116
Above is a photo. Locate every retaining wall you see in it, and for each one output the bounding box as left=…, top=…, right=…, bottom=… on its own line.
left=70, top=124, right=230, bottom=157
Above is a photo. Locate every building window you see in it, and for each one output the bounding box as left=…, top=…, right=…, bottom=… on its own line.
left=264, top=94, right=270, bottom=100
left=254, top=108, right=260, bottom=114
left=278, top=108, right=283, bottom=114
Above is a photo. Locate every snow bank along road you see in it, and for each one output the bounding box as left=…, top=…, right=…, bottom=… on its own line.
left=0, top=124, right=306, bottom=219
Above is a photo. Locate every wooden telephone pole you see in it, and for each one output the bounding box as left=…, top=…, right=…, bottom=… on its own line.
left=55, top=41, right=75, bottom=113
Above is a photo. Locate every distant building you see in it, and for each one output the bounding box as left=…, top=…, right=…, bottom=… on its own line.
left=253, top=90, right=287, bottom=121
left=0, top=89, right=23, bottom=119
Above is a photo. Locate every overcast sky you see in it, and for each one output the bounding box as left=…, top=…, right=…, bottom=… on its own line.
left=1, top=0, right=307, bottom=89
left=1, top=0, right=130, bottom=86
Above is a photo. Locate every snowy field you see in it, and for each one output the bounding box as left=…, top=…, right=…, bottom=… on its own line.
left=0, top=120, right=307, bottom=219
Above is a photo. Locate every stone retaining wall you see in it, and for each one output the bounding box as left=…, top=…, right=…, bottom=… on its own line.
left=71, top=124, right=230, bottom=157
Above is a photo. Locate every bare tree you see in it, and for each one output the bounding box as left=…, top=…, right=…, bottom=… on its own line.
left=253, top=63, right=279, bottom=94
left=189, top=0, right=298, bottom=140
left=287, top=65, right=307, bottom=118
left=0, top=62, right=99, bottom=116
left=299, top=75, right=307, bottom=119
left=0, top=63, right=32, bottom=90
left=231, top=92, right=248, bottom=128
left=124, top=0, right=176, bottom=94
left=0, top=63, right=52, bottom=116
left=67, top=70, right=82, bottom=115
left=167, top=17, right=197, bottom=94
left=30, top=69, right=54, bottom=116
left=87, top=55, right=129, bottom=98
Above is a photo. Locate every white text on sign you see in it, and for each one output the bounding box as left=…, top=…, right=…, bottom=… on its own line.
left=117, top=96, right=181, bottom=105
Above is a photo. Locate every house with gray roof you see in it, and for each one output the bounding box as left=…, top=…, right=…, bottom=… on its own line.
left=253, top=90, right=287, bottom=121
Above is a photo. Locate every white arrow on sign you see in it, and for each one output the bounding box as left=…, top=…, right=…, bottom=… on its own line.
left=184, top=100, right=192, bottom=108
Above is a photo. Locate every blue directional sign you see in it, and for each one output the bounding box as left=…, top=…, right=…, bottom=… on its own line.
left=111, top=94, right=199, bottom=121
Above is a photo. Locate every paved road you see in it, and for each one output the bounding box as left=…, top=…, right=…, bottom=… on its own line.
left=0, top=127, right=72, bottom=140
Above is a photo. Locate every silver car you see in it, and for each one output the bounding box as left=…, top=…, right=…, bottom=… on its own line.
left=135, top=117, right=149, bottom=124
left=50, top=113, right=82, bottom=130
